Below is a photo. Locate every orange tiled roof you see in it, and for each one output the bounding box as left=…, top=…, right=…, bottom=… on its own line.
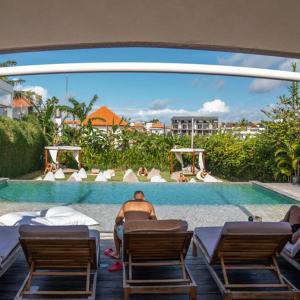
left=131, top=122, right=144, bottom=128
left=150, top=122, right=164, bottom=129
left=84, top=106, right=127, bottom=126
left=12, top=98, right=32, bottom=108
left=64, top=119, right=80, bottom=125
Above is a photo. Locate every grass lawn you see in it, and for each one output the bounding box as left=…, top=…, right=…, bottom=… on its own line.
left=15, top=169, right=200, bottom=182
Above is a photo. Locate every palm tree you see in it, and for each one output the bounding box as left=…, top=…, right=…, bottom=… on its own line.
left=29, top=97, right=61, bottom=143
left=61, top=94, right=100, bottom=126
left=0, top=60, right=25, bottom=86
left=1, top=60, right=41, bottom=104
left=275, top=140, right=300, bottom=182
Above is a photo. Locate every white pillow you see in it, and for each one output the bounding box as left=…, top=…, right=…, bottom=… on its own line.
left=0, top=211, right=41, bottom=226
left=44, top=206, right=98, bottom=226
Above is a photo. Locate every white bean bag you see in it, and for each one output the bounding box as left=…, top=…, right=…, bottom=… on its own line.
left=95, top=172, right=108, bottom=182
left=44, top=172, right=55, bottom=181
left=103, top=170, right=112, bottom=180
left=78, top=168, right=87, bottom=179
left=189, top=178, right=197, bottom=183
left=68, top=172, right=82, bottom=182
left=91, top=168, right=100, bottom=174
left=203, top=174, right=222, bottom=183
left=123, top=171, right=139, bottom=183
left=150, top=175, right=166, bottom=183
left=54, top=168, right=65, bottom=179
left=35, top=176, right=43, bottom=181
left=105, top=169, right=115, bottom=177
left=147, top=168, right=160, bottom=179
left=124, top=169, right=134, bottom=178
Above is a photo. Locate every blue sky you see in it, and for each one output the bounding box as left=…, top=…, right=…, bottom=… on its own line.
left=0, top=47, right=299, bottom=123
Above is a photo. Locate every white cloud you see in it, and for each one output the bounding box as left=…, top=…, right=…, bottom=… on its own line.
left=149, top=99, right=169, bottom=110
left=117, top=99, right=230, bottom=123
left=22, top=86, right=48, bottom=100
left=219, top=53, right=300, bottom=94
left=15, top=85, right=48, bottom=100
left=249, top=79, right=286, bottom=93
left=198, top=99, right=229, bottom=113
left=218, top=53, right=285, bottom=68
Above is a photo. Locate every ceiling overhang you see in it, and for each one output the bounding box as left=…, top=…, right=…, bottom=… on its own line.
left=0, top=0, right=299, bottom=57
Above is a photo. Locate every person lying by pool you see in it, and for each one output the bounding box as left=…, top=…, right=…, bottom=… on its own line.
left=137, top=166, right=148, bottom=176
left=282, top=205, right=300, bottom=244
left=177, top=172, right=188, bottom=183
left=105, top=190, right=157, bottom=271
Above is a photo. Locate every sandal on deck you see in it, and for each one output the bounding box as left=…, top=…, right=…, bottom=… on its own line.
left=104, top=248, right=119, bottom=259
left=108, top=261, right=123, bottom=272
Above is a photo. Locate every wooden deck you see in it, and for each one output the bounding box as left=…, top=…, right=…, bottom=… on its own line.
left=0, top=234, right=300, bottom=300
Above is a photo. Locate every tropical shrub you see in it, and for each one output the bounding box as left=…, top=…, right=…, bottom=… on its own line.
left=0, top=117, right=46, bottom=178
left=274, top=140, right=300, bottom=181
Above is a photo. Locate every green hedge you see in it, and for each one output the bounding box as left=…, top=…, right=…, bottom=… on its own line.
left=79, top=131, right=277, bottom=182
left=0, top=117, right=46, bottom=178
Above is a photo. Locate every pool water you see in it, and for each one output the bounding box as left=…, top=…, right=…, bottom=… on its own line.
left=0, top=181, right=297, bottom=205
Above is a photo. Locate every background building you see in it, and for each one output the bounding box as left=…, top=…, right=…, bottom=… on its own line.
left=12, top=98, right=34, bottom=119
left=0, top=80, right=13, bottom=118
left=171, top=116, right=219, bottom=136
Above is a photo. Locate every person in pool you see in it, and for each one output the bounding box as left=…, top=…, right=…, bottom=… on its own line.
left=105, top=190, right=157, bottom=271
left=282, top=205, right=300, bottom=244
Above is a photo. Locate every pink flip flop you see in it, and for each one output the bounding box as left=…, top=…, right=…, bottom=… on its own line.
left=104, top=248, right=119, bottom=259
left=108, top=261, right=123, bottom=272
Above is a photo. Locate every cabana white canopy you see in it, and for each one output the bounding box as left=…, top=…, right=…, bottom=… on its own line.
left=44, top=146, right=82, bottom=171
left=169, top=148, right=205, bottom=176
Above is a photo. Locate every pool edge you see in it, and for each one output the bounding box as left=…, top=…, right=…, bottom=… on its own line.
left=251, top=181, right=300, bottom=202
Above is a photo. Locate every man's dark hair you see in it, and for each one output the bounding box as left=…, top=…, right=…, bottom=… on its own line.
left=134, top=190, right=144, bottom=197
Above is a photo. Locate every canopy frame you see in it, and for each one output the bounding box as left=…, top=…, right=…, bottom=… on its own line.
left=44, top=146, right=82, bottom=172
left=169, top=148, right=205, bottom=176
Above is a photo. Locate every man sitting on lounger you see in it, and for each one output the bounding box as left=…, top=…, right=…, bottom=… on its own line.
left=105, top=190, right=157, bottom=271
left=282, top=205, right=300, bottom=244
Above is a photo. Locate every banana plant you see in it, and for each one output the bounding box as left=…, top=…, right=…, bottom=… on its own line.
left=275, top=140, right=300, bottom=182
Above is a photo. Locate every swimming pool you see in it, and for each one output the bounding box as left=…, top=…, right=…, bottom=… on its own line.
left=0, top=181, right=297, bottom=205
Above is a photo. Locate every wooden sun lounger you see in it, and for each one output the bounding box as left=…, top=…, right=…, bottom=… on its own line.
left=0, top=226, right=21, bottom=277
left=15, top=225, right=100, bottom=300
left=123, top=219, right=197, bottom=300
left=192, top=222, right=300, bottom=299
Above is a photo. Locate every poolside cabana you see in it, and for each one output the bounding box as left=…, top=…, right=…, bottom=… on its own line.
left=169, top=148, right=205, bottom=176
left=44, top=146, right=82, bottom=172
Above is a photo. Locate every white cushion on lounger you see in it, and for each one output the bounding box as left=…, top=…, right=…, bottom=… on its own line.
left=41, top=206, right=98, bottom=226
left=0, top=211, right=40, bottom=226
left=54, top=168, right=65, bottom=179
left=0, top=227, right=19, bottom=265
left=78, top=168, right=87, bottom=179
left=0, top=207, right=98, bottom=226
left=103, top=170, right=112, bottom=180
